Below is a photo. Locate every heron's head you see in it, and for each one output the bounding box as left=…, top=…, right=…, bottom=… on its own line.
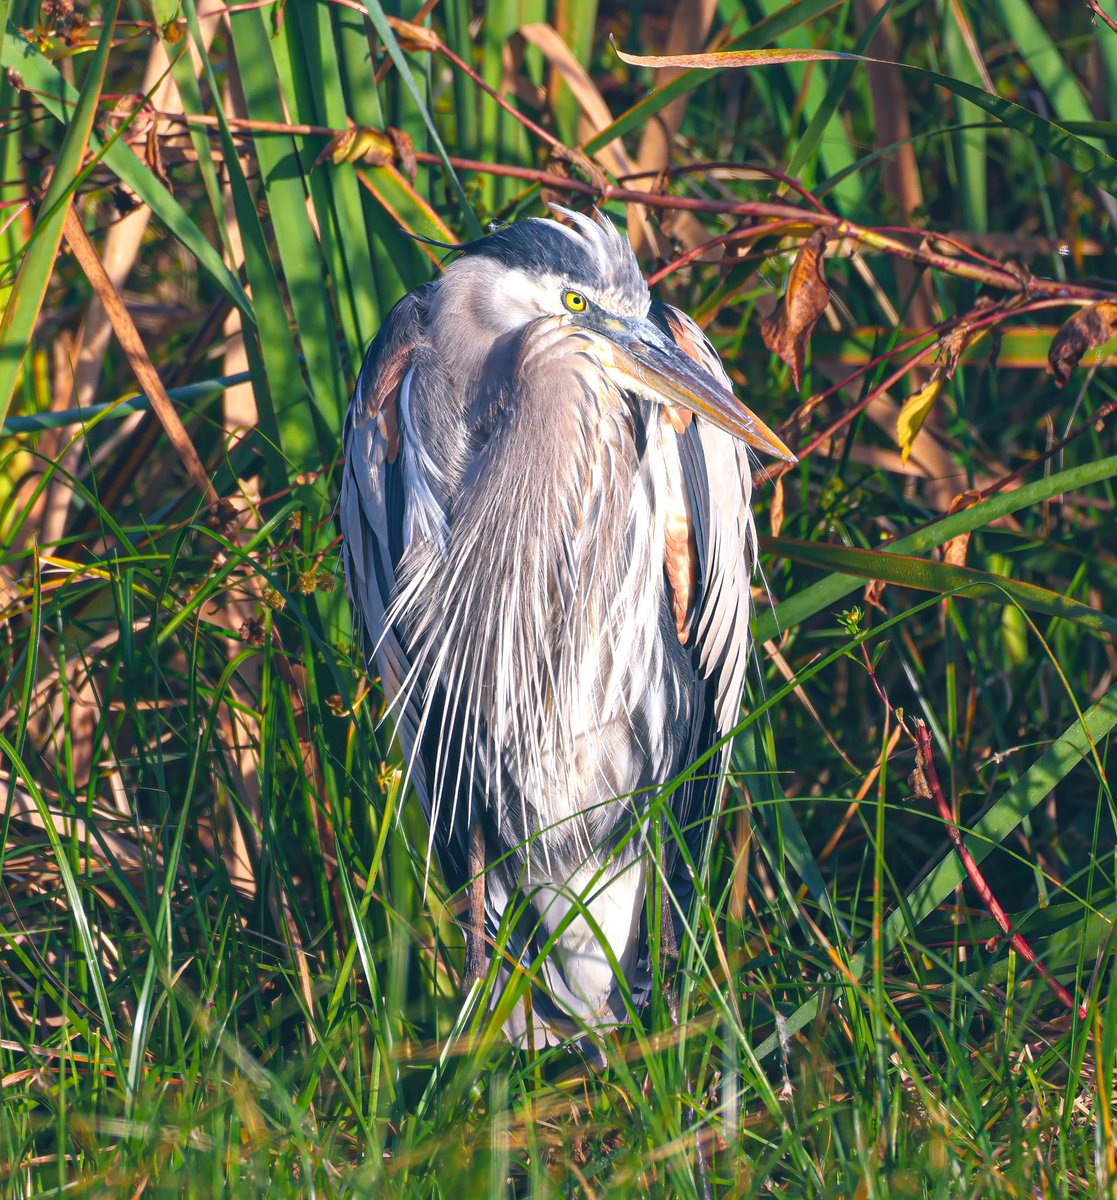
left=433, top=207, right=794, bottom=462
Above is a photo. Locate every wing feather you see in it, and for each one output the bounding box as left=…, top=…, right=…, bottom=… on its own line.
left=653, top=301, right=756, bottom=733
left=650, top=300, right=758, bottom=908
left=341, top=284, right=475, bottom=895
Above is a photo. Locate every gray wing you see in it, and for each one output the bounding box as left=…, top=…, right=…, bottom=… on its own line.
left=658, top=302, right=757, bottom=733
left=340, top=283, right=475, bottom=896
left=650, top=300, right=758, bottom=900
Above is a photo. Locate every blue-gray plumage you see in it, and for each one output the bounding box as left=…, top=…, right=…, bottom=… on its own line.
left=340, top=208, right=794, bottom=1055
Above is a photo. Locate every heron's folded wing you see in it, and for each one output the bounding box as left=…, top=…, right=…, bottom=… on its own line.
left=341, top=284, right=474, bottom=893
left=650, top=301, right=758, bottom=899
left=653, top=301, right=757, bottom=734
left=342, top=286, right=431, bottom=705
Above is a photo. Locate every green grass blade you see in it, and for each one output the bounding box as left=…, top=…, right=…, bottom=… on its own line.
left=897, top=61, right=1117, bottom=194
left=362, top=2, right=481, bottom=237
left=228, top=7, right=347, bottom=443
left=0, top=734, right=125, bottom=1081
left=590, top=0, right=845, bottom=152
left=943, top=3, right=988, bottom=232
left=0, top=32, right=252, bottom=322
left=754, top=682, right=1117, bottom=1059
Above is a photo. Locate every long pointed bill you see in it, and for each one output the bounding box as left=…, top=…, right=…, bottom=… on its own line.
left=597, top=316, right=797, bottom=463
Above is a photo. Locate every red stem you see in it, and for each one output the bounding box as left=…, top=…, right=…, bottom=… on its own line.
left=1087, top=0, right=1117, bottom=36
left=136, top=108, right=1117, bottom=306
left=915, top=721, right=1088, bottom=1020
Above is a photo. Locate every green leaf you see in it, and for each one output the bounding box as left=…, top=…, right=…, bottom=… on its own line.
left=228, top=7, right=347, bottom=443
left=900, top=62, right=1117, bottom=196
left=362, top=2, right=481, bottom=238
left=765, top=537, right=1117, bottom=639
left=1, top=734, right=125, bottom=1081
left=754, top=455, right=1117, bottom=643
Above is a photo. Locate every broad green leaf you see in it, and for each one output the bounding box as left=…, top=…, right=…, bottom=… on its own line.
left=989, top=0, right=1102, bottom=148
left=902, top=62, right=1117, bottom=196
left=765, top=537, right=1117, bottom=639
left=755, top=454, right=1117, bottom=643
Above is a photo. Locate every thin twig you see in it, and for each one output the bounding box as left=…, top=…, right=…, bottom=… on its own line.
left=62, top=209, right=220, bottom=514
left=753, top=296, right=1076, bottom=490
left=913, top=720, right=1088, bottom=1021
left=142, top=108, right=1117, bottom=305
left=1087, top=0, right=1117, bottom=36
left=977, top=396, right=1117, bottom=499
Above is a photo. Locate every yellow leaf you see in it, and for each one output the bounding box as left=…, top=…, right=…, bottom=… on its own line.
left=609, top=36, right=855, bottom=70
left=896, top=374, right=944, bottom=465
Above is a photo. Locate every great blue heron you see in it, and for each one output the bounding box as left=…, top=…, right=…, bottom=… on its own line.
left=340, top=208, right=793, bottom=1055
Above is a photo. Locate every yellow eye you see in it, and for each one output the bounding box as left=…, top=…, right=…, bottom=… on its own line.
left=563, top=290, right=588, bottom=313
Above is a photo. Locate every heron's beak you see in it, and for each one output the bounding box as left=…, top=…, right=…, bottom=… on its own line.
left=594, top=315, right=797, bottom=463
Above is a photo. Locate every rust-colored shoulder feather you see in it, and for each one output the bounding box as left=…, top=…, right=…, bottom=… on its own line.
left=660, top=307, right=705, bottom=646
left=365, top=344, right=413, bottom=465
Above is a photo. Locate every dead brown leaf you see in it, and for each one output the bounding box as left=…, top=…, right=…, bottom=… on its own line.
left=314, top=125, right=395, bottom=170
left=1048, top=301, right=1117, bottom=387
left=942, top=490, right=981, bottom=568
left=386, top=15, right=440, bottom=53
left=864, top=577, right=888, bottom=612
left=769, top=475, right=785, bottom=538
left=545, top=144, right=609, bottom=196
left=761, top=229, right=830, bottom=391
left=937, top=296, right=997, bottom=378
left=386, top=126, right=418, bottom=183
left=144, top=122, right=170, bottom=190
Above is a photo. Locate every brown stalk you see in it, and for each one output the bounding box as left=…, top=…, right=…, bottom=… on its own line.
left=62, top=208, right=220, bottom=514
left=913, top=720, right=1088, bottom=1021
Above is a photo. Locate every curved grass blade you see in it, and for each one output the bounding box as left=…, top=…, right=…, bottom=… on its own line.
left=753, top=681, right=1117, bottom=1060
left=613, top=42, right=856, bottom=68
left=609, top=39, right=1117, bottom=194
left=587, top=0, right=844, bottom=153
left=0, top=734, right=125, bottom=1082
left=362, top=2, right=481, bottom=238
